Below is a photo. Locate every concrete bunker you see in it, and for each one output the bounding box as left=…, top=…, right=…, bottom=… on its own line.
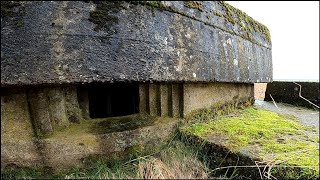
left=1, top=1, right=272, bottom=170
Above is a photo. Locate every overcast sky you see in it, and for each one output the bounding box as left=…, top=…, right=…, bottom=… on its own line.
left=226, top=1, right=319, bottom=81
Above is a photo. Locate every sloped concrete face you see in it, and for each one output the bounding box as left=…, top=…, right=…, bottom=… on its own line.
left=1, top=89, right=41, bottom=168
left=183, top=83, right=254, bottom=115
left=1, top=1, right=272, bottom=87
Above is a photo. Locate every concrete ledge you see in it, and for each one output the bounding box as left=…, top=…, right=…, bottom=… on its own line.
left=1, top=114, right=179, bottom=171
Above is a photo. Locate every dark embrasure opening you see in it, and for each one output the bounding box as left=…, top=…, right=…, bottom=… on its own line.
left=88, top=83, right=139, bottom=118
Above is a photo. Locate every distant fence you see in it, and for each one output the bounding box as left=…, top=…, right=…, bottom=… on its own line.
left=264, top=81, right=319, bottom=109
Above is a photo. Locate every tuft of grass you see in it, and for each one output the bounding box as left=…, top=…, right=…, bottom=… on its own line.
left=1, top=166, right=54, bottom=179
left=181, top=107, right=319, bottom=176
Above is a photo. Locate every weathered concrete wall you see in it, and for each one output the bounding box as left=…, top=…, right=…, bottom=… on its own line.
left=1, top=85, right=85, bottom=168
left=149, top=84, right=161, bottom=116
left=1, top=81, right=256, bottom=170
left=1, top=86, right=178, bottom=170
left=264, top=81, right=320, bottom=109
left=139, top=82, right=254, bottom=117
left=35, top=116, right=178, bottom=170
left=183, top=82, right=254, bottom=115
left=1, top=84, right=179, bottom=170
left=1, top=89, right=41, bottom=168
left=1, top=1, right=272, bottom=87
left=26, top=86, right=82, bottom=136
left=139, top=83, right=183, bottom=118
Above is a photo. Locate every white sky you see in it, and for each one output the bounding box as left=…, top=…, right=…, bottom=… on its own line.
left=226, top=1, right=319, bottom=81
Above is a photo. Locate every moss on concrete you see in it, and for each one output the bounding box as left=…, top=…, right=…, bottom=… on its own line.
left=33, top=113, right=179, bottom=171
left=88, top=1, right=123, bottom=31
left=15, top=19, right=24, bottom=27
left=64, top=87, right=82, bottom=124
left=213, top=11, right=223, bottom=17
left=218, top=1, right=271, bottom=44
left=131, top=1, right=272, bottom=47
left=181, top=107, right=319, bottom=177
left=87, top=1, right=271, bottom=47
left=184, top=98, right=254, bottom=124
left=46, top=114, right=174, bottom=139
left=184, top=1, right=204, bottom=12
left=1, top=1, right=26, bottom=30
left=1, top=1, right=22, bottom=17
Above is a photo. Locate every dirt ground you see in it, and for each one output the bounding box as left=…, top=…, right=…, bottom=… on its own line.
left=254, top=83, right=267, bottom=100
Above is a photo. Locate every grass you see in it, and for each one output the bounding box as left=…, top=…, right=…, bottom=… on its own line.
left=1, top=140, right=214, bottom=179
left=181, top=107, right=319, bottom=177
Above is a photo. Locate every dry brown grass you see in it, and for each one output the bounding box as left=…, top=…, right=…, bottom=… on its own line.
left=137, top=143, right=208, bottom=179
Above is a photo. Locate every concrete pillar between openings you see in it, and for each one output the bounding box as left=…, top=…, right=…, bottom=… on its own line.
left=47, top=87, right=69, bottom=127
left=160, top=84, right=169, bottom=117
left=149, top=83, right=161, bottom=116
left=139, top=83, right=148, bottom=114
left=172, top=84, right=181, bottom=118
left=249, top=84, right=254, bottom=98
left=28, top=89, right=53, bottom=136
left=64, top=86, right=82, bottom=123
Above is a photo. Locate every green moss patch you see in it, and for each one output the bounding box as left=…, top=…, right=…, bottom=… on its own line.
left=137, top=1, right=271, bottom=46
left=181, top=107, right=319, bottom=177
left=46, top=114, right=174, bottom=138
left=89, top=1, right=124, bottom=31
left=185, top=98, right=254, bottom=124
left=184, top=1, right=204, bottom=12
left=217, top=1, right=271, bottom=44
left=1, top=1, right=22, bottom=17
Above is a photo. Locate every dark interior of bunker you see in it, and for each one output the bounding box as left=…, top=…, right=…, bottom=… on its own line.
left=88, top=83, right=139, bottom=118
